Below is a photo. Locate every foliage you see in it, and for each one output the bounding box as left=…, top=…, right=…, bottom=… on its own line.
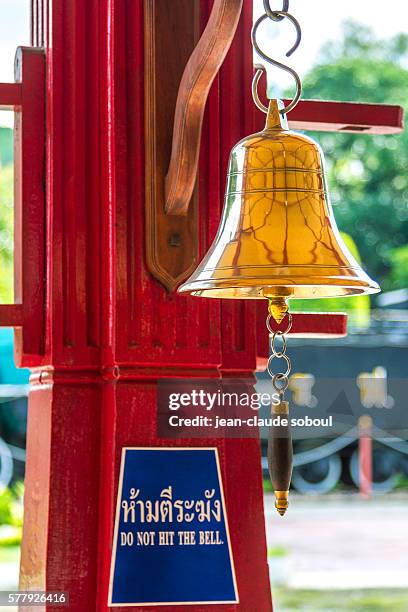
left=0, top=526, right=22, bottom=547
left=0, top=127, right=13, bottom=166
left=0, top=487, right=14, bottom=526
left=0, top=482, right=23, bottom=528
left=0, top=483, right=23, bottom=551
left=297, top=20, right=408, bottom=296
left=0, top=160, right=13, bottom=303
left=273, top=587, right=408, bottom=611
left=268, top=546, right=288, bottom=558
left=394, top=473, right=408, bottom=490
left=0, top=544, right=20, bottom=562
left=263, top=477, right=273, bottom=493
left=387, top=244, right=408, bottom=289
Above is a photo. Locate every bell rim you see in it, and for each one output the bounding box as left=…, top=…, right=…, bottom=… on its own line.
left=178, top=276, right=380, bottom=298
left=178, top=287, right=381, bottom=298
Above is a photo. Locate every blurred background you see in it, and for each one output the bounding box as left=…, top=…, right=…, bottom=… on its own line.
left=0, top=0, right=30, bottom=598
left=0, top=0, right=407, bottom=609
left=253, top=1, right=408, bottom=610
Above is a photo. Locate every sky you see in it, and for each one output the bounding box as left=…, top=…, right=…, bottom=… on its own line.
left=0, top=0, right=29, bottom=128
left=253, top=0, right=408, bottom=95
left=0, top=0, right=407, bottom=126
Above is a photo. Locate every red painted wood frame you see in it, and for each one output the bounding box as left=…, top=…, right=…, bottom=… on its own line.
left=0, top=48, right=45, bottom=366
left=281, top=98, right=403, bottom=134
left=6, top=1, right=402, bottom=610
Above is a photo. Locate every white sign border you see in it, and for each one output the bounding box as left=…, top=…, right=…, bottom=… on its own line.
left=108, top=446, right=239, bottom=607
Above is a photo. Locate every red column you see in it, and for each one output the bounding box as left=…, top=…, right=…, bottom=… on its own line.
left=358, top=416, right=373, bottom=499
left=19, top=1, right=272, bottom=610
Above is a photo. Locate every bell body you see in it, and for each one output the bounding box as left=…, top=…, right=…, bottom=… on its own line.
left=178, top=100, right=379, bottom=300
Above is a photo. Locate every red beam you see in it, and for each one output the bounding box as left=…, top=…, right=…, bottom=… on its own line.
left=283, top=99, right=404, bottom=134
left=0, top=304, right=23, bottom=327
left=282, top=312, right=347, bottom=337
left=358, top=415, right=373, bottom=499
left=0, top=82, right=22, bottom=109
left=13, top=48, right=46, bottom=366
left=256, top=306, right=347, bottom=371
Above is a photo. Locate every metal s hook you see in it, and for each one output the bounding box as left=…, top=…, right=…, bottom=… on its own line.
left=252, top=65, right=269, bottom=114
left=253, top=11, right=301, bottom=58
left=251, top=10, right=302, bottom=115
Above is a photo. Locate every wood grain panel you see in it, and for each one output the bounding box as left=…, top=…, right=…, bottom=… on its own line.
left=144, top=0, right=199, bottom=291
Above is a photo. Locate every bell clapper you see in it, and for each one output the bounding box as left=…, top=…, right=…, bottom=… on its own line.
left=266, top=308, right=293, bottom=516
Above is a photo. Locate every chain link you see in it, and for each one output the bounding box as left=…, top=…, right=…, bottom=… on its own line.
left=263, top=0, right=289, bottom=21
left=266, top=312, right=293, bottom=399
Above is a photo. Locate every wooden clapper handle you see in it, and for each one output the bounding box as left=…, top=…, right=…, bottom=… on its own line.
left=267, top=401, right=293, bottom=516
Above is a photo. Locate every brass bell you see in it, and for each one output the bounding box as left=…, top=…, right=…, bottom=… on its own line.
left=178, top=99, right=379, bottom=320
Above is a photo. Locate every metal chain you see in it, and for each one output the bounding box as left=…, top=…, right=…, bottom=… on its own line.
left=263, top=0, right=289, bottom=22
left=266, top=312, right=293, bottom=400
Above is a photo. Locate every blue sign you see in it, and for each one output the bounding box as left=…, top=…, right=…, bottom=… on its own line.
left=108, top=448, right=238, bottom=607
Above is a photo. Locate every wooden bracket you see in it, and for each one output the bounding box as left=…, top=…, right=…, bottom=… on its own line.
left=164, top=0, right=243, bottom=216
left=144, top=0, right=243, bottom=291
left=0, top=47, right=46, bottom=367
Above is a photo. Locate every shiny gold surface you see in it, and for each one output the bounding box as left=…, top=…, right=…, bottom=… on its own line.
left=271, top=400, right=289, bottom=416
left=178, top=99, right=380, bottom=300
left=268, top=297, right=288, bottom=324
left=274, top=490, right=289, bottom=517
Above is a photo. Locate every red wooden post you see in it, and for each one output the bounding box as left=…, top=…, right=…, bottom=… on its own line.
left=18, top=1, right=272, bottom=610
left=358, top=415, right=373, bottom=499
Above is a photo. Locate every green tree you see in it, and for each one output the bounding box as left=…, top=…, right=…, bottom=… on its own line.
left=388, top=244, right=408, bottom=288
left=299, top=20, right=408, bottom=293
left=0, top=161, right=13, bottom=303
left=0, top=128, right=13, bottom=166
